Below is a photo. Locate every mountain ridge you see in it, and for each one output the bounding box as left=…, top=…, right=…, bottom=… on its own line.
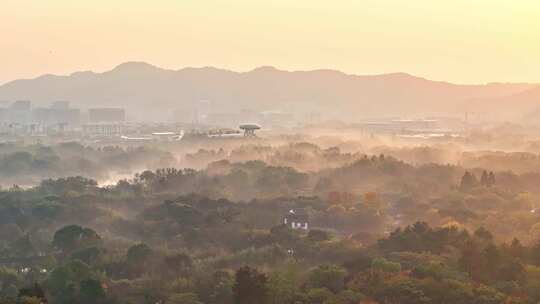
left=0, top=62, right=538, bottom=121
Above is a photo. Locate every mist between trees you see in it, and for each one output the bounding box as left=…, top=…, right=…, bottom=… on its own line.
left=3, top=138, right=540, bottom=303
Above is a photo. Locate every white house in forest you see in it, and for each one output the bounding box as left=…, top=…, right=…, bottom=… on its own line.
left=283, top=209, right=309, bottom=230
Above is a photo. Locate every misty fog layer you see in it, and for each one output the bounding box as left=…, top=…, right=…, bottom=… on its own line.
left=4, top=124, right=540, bottom=304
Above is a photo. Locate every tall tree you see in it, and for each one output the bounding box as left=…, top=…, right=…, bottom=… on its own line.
left=233, top=266, right=268, bottom=304
left=126, top=243, right=154, bottom=277
left=488, top=171, right=496, bottom=186
left=308, top=265, right=347, bottom=293
left=18, top=283, right=48, bottom=304
left=480, top=170, right=489, bottom=186
left=460, top=171, right=477, bottom=191
left=52, top=225, right=101, bottom=254
left=79, top=279, right=106, bottom=304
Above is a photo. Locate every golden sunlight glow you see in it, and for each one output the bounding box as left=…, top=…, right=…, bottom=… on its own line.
left=2, top=0, right=540, bottom=84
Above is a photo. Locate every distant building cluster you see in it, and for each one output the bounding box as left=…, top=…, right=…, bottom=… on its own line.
left=84, top=108, right=126, bottom=136
left=0, top=100, right=125, bottom=135
left=172, top=100, right=298, bottom=129
left=359, top=117, right=463, bottom=139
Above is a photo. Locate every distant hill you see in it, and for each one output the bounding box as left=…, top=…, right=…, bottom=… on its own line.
left=0, top=62, right=537, bottom=121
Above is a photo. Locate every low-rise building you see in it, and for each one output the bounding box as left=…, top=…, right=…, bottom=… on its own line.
left=83, top=123, right=124, bottom=136
left=283, top=209, right=309, bottom=230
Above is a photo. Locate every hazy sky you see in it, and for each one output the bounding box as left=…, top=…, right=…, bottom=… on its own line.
left=2, top=0, right=540, bottom=85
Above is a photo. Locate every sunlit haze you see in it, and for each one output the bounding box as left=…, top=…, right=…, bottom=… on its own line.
left=2, top=0, right=540, bottom=84
left=5, top=2, right=540, bottom=304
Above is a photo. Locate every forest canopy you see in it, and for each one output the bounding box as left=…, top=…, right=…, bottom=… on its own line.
left=1, top=139, right=540, bottom=303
